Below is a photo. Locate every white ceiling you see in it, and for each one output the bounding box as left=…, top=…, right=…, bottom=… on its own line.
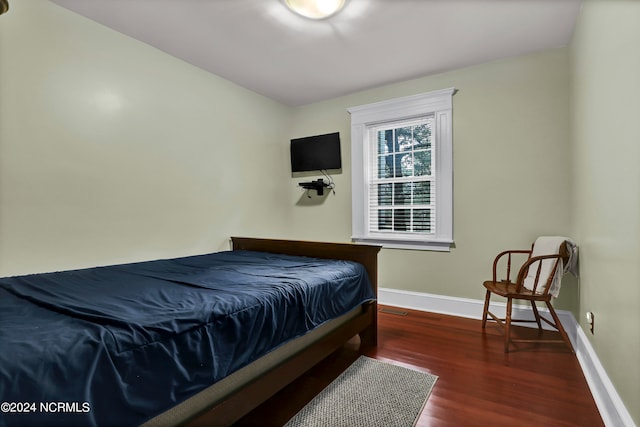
left=50, top=0, right=583, bottom=106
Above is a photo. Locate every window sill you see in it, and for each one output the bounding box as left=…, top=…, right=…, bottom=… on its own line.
left=352, top=236, right=453, bottom=252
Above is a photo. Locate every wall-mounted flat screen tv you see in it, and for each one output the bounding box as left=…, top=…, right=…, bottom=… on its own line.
left=290, top=132, right=342, bottom=172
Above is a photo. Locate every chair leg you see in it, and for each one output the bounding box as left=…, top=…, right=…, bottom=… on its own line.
left=545, top=301, right=574, bottom=353
left=504, top=297, right=513, bottom=353
left=481, top=290, right=491, bottom=329
left=530, top=301, right=543, bottom=330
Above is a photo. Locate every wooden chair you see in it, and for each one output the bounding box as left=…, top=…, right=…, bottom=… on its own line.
left=481, top=238, right=574, bottom=353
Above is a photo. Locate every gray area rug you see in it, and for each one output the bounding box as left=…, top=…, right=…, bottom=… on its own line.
left=284, top=356, right=437, bottom=427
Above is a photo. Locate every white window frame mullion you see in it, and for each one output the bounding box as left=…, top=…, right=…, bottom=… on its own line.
left=434, top=109, right=453, bottom=244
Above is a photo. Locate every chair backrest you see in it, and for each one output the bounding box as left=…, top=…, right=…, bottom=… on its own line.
left=522, top=237, right=568, bottom=295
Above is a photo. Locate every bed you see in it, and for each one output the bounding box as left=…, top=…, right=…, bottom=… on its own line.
left=0, top=237, right=380, bottom=427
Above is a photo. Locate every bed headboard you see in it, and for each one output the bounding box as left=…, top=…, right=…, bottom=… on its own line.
left=230, top=237, right=381, bottom=295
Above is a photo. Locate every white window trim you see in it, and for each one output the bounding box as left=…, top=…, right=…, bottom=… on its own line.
left=348, top=88, right=456, bottom=251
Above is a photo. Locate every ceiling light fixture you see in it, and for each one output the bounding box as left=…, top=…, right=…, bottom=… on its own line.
left=284, top=0, right=347, bottom=20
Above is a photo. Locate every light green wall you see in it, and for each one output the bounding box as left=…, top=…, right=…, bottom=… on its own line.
left=2, top=0, right=637, bottom=423
left=570, top=0, right=640, bottom=423
left=0, top=0, right=292, bottom=276
left=287, top=48, right=576, bottom=311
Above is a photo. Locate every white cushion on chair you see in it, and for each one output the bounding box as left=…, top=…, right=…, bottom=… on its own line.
left=523, top=236, right=573, bottom=297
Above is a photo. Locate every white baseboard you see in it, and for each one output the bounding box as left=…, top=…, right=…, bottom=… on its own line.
left=378, top=287, right=636, bottom=427
left=572, top=326, right=637, bottom=427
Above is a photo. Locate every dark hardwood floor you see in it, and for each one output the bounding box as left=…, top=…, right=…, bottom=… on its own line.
left=235, top=305, right=604, bottom=427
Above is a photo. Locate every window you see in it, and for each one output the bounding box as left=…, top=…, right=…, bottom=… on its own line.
left=348, top=88, right=455, bottom=251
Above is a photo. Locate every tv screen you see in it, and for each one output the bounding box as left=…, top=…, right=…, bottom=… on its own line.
left=290, top=132, right=342, bottom=172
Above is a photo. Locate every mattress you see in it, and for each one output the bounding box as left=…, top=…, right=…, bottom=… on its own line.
left=0, top=250, right=374, bottom=427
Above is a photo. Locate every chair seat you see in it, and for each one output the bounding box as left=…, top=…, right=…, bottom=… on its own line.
left=482, top=280, right=550, bottom=301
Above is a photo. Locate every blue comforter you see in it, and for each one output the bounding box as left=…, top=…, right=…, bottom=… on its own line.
left=0, top=250, right=374, bottom=427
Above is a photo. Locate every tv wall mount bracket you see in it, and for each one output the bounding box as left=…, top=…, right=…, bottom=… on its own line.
left=298, top=178, right=330, bottom=196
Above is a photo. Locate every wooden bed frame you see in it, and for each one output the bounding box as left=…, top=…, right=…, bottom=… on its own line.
left=180, top=237, right=381, bottom=427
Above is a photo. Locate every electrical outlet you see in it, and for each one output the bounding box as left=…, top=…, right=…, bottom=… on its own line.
left=586, top=311, right=595, bottom=334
